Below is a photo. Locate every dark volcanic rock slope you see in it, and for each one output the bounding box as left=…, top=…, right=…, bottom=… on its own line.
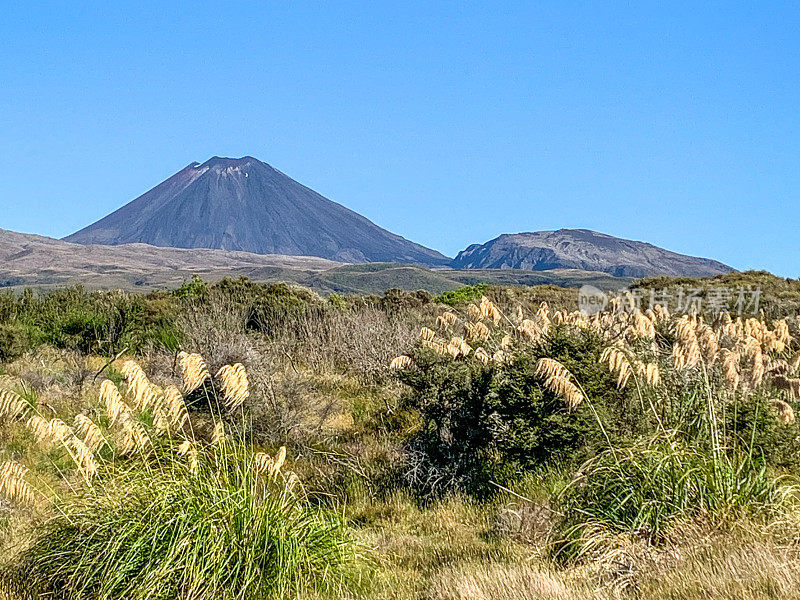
left=452, top=229, right=733, bottom=277
left=66, top=157, right=449, bottom=265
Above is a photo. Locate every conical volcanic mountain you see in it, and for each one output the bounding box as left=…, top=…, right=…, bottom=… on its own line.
left=65, top=156, right=449, bottom=265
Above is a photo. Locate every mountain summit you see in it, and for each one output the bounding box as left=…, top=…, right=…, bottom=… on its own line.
left=451, top=229, right=733, bottom=277
left=65, top=156, right=449, bottom=265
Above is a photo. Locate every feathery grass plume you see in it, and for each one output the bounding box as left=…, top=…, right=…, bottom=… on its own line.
left=212, top=422, right=226, bottom=445
left=721, top=349, right=741, bottom=390
left=630, top=310, right=656, bottom=339
left=600, top=346, right=631, bottom=389
left=445, top=336, right=470, bottom=358
left=100, top=380, right=129, bottom=427
left=216, top=363, right=249, bottom=410
left=176, top=439, right=198, bottom=472
left=421, top=338, right=448, bottom=355
left=162, top=385, right=188, bottom=429
left=492, top=349, right=508, bottom=364
left=536, top=302, right=550, bottom=322
left=474, top=347, right=490, bottom=365
left=441, top=311, right=457, bottom=326
left=674, top=314, right=697, bottom=344
left=535, top=357, right=570, bottom=381
left=745, top=317, right=766, bottom=341
left=271, top=446, right=287, bottom=480
left=672, top=340, right=701, bottom=371
left=743, top=337, right=766, bottom=387
left=390, top=355, right=413, bottom=370
left=254, top=452, right=274, bottom=475
left=543, top=373, right=583, bottom=410
left=634, top=361, right=661, bottom=387
left=774, top=319, right=792, bottom=345
left=652, top=303, right=670, bottom=322
left=466, top=321, right=490, bottom=341
left=515, top=304, right=524, bottom=322
left=0, top=388, right=28, bottom=420
left=419, top=327, right=436, bottom=342
left=121, top=360, right=155, bottom=409
left=48, top=418, right=73, bottom=444
left=770, top=399, right=795, bottom=424
left=565, top=311, right=590, bottom=330
left=534, top=357, right=583, bottom=408
left=479, top=296, right=501, bottom=324
left=467, top=303, right=482, bottom=321
left=500, top=334, right=513, bottom=349
left=67, top=437, right=98, bottom=479
left=518, top=318, right=546, bottom=341
left=152, top=406, right=171, bottom=434
left=178, top=351, right=211, bottom=393
left=26, top=414, right=50, bottom=443
left=284, top=471, right=300, bottom=493
left=117, top=419, right=149, bottom=456
left=435, top=315, right=449, bottom=329
left=74, top=414, right=105, bottom=452
left=697, top=322, right=719, bottom=363
left=0, top=461, right=33, bottom=504
left=743, top=336, right=762, bottom=361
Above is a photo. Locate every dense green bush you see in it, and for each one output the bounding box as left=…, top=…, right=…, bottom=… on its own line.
left=0, top=323, right=31, bottom=361
left=398, top=327, right=650, bottom=498
left=0, top=286, right=181, bottom=356
left=244, top=283, right=317, bottom=333
left=433, top=283, right=489, bottom=307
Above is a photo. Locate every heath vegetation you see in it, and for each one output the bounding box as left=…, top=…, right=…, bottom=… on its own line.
left=2, top=271, right=800, bottom=599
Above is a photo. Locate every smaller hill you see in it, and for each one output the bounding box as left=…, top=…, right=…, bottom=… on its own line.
left=451, top=229, right=733, bottom=278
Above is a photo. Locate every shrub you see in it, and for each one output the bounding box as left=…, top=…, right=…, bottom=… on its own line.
left=245, top=283, right=316, bottom=333
left=434, top=284, right=489, bottom=307
left=398, top=329, right=646, bottom=498
left=0, top=323, right=31, bottom=362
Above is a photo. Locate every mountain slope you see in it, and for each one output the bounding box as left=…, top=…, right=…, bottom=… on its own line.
left=0, top=228, right=340, bottom=289
left=65, top=156, right=449, bottom=266
left=0, top=228, right=629, bottom=293
left=451, top=229, right=733, bottom=277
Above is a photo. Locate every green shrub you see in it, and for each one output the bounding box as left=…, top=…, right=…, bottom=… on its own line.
left=3, top=445, right=363, bottom=600
left=0, top=286, right=182, bottom=356
left=0, top=323, right=31, bottom=361
left=434, top=283, right=489, bottom=307
left=244, top=283, right=317, bottom=333
left=398, top=328, right=648, bottom=498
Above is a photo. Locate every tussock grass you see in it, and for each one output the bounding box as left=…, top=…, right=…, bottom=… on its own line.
left=1, top=444, right=362, bottom=600
left=554, top=434, right=798, bottom=560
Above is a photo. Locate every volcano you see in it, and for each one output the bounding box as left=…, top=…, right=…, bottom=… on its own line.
left=65, top=156, right=449, bottom=265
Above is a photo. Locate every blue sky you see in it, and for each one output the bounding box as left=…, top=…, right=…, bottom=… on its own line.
left=1, top=2, right=799, bottom=275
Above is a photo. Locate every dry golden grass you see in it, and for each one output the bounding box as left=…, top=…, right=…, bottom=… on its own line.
left=100, top=379, right=129, bottom=426
left=216, top=363, right=249, bottom=410
left=390, top=355, right=413, bottom=370
left=178, top=351, right=211, bottom=393
left=0, top=461, right=33, bottom=505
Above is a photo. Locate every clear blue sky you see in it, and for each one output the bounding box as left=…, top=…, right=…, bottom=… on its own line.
left=2, top=2, right=798, bottom=275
